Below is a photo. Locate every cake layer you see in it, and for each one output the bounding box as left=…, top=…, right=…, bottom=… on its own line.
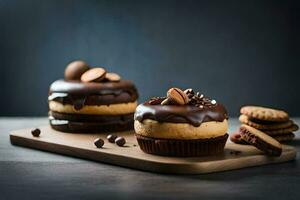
left=49, top=101, right=137, bottom=115
left=134, top=119, right=228, bottom=139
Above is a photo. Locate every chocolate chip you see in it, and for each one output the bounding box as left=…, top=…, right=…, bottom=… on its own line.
left=94, top=138, right=104, bottom=148
left=81, top=67, right=106, bottom=82
left=115, top=137, right=126, bottom=147
left=31, top=128, right=41, bottom=137
left=107, top=134, right=118, bottom=143
left=64, top=60, right=89, bottom=81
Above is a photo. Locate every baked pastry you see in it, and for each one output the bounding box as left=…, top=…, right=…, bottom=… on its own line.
left=238, top=105, right=298, bottom=143
left=239, top=125, right=282, bottom=156
left=134, top=88, right=228, bottom=157
left=48, top=60, right=138, bottom=133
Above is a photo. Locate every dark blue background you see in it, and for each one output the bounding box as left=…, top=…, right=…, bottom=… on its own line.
left=0, top=0, right=299, bottom=116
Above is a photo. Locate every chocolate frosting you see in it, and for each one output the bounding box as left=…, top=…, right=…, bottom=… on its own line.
left=134, top=101, right=228, bottom=127
left=49, top=79, right=138, bottom=109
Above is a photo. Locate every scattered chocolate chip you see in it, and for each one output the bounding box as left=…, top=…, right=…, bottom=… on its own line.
left=107, top=134, right=118, bottom=143
left=31, top=128, right=41, bottom=137
left=115, top=137, right=126, bottom=147
left=133, top=144, right=137, bottom=147
left=81, top=67, right=106, bottom=82
left=94, top=138, right=104, bottom=148
left=64, top=60, right=89, bottom=81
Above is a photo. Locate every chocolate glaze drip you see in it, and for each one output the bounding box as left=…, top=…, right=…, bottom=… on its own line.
left=134, top=101, right=228, bottom=127
left=48, top=80, right=138, bottom=107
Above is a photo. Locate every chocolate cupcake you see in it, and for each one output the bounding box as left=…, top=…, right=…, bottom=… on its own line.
left=48, top=60, right=138, bottom=133
left=134, top=88, right=228, bottom=157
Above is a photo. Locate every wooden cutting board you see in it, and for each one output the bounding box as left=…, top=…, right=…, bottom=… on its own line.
left=10, top=126, right=297, bottom=174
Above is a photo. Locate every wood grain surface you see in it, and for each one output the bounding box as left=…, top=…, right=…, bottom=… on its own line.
left=10, top=126, right=297, bottom=174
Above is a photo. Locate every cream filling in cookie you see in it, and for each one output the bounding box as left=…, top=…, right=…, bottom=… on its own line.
left=134, top=119, right=228, bottom=139
left=49, top=101, right=137, bottom=115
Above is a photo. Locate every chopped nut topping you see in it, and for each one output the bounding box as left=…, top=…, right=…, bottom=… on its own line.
left=149, top=97, right=164, bottom=105
left=211, top=100, right=217, bottom=104
left=155, top=88, right=218, bottom=108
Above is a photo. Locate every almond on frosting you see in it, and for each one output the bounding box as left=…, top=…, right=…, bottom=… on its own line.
left=160, top=88, right=187, bottom=105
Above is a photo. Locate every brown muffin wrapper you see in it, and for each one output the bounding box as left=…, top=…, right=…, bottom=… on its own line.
left=136, top=134, right=228, bottom=157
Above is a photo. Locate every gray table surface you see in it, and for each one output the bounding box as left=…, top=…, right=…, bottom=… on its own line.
left=1, top=118, right=300, bottom=200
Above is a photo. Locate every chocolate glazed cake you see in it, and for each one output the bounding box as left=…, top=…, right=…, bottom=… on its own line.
left=134, top=88, right=228, bottom=157
left=48, top=60, right=138, bottom=133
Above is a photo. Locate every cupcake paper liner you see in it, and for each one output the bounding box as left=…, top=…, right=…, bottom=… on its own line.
left=136, top=133, right=228, bottom=157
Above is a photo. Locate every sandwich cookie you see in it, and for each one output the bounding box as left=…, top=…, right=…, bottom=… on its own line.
left=48, top=60, right=139, bottom=133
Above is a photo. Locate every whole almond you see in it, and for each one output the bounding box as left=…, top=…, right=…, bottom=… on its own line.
left=161, top=98, right=170, bottom=105
left=81, top=68, right=106, bottom=83
left=167, top=88, right=189, bottom=105
left=160, top=98, right=179, bottom=105
left=105, top=72, right=121, bottom=82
